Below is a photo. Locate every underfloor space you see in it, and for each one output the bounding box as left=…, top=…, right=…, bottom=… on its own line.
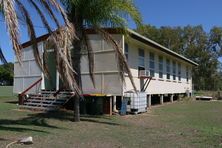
left=116, top=96, right=122, bottom=111
left=173, top=95, right=179, bottom=101
left=64, top=96, right=113, bottom=115
left=150, top=94, right=181, bottom=107
left=163, top=95, right=171, bottom=103
left=151, top=95, right=161, bottom=106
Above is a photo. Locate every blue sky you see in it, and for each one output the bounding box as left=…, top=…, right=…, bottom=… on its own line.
left=1, top=0, right=222, bottom=63
left=132, top=0, right=222, bottom=31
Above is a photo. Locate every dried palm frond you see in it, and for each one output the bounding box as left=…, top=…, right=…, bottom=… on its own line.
left=28, top=0, right=79, bottom=94
left=94, top=27, right=137, bottom=92
left=47, top=0, right=77, bottom=39
left=15, top=0, right=48, bottom=76
left=37, top=0, right=60, bottom=27
left=82, top=31, right=95, bottom=87
left=49, top=30, right=80, bottom=94
left=47, top=0, right=69, bottom=25
left=3, top=0, right=21, bottom=63
left=49, top=29, right=80, bottom=95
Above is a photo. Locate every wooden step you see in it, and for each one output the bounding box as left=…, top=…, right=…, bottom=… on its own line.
left=24, top=102, right=65, bottom=106
left=41, top=90, right=74, bottom=94
left=19, top=105, right=57, bottom=111
left=26, top=99, right=66, bottom=103
left=25, top=99, right=66, bottom=104
left=20, top=90, right=73, bottom=111
left=24, top=102, right=60, bottom=107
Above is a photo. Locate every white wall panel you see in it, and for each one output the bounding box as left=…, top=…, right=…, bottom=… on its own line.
left=81, top=34, right=123, bottom=95
left=13, top=43, right=43, bottom=94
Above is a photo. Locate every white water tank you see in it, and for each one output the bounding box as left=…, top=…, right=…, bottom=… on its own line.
left=124, top=91, right=147, bottom=114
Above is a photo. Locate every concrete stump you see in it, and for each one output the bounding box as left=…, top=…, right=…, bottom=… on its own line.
left=147, top=95, right=151, bottom=108
left=170, top=95, right=174, bottom=103
left=113, top=96, right=118, bottom=112
left=160, top=95, right=164, bottom=105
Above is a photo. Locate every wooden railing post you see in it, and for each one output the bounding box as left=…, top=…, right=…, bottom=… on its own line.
left=18, top=94, right=24, bottom=105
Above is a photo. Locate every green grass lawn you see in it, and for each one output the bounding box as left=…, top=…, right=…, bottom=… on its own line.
left=0, top=95, right=222, bottom=147
left=0, top=86, right=14, bottom=97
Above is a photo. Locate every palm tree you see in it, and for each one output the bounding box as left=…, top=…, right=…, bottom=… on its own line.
left=0, top=0, right=141, bottom=122
left=60, top=0, right=141, bottom=121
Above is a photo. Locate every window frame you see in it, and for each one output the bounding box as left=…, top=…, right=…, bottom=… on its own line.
left=158, top=56, right=163, bottom=79
left=178, top=63, right=181, bottom=81
left=166, top=59, right=171, bottom=80
left=186, top=66, right=189, bottom=83
left=124, top=43, right=129, bottom=61
left=138, top=48, right=145, bottom=67
left=172, top=61, right=176, bottom=81
left=149, top=52, right=155, bottom=77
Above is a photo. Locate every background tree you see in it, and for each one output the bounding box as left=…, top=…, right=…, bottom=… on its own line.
left=136, top=25, right=222, bottom=91
left=0, top=63, right=13, bottom=85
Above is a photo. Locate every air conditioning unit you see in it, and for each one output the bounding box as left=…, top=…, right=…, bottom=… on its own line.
left=139, top=70, right=150, bottom=78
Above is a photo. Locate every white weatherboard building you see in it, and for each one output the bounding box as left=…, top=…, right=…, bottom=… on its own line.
left=13, top=28, right=198, bottom=112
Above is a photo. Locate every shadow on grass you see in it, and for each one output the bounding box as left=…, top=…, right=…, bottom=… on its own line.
left=0, top=110, right=120, bottom=134
left=0, top=112, right=60, bottom=134
left=34, top=110, right=121, bottom=126
left=80, top=118, right=120, bottom=126
left=0, top=138, right=8, bottom=141
left=5, top=101, right=18, bottom=104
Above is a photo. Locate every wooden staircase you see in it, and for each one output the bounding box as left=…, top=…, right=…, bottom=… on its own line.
left=19, top=90, right=74, bottom=111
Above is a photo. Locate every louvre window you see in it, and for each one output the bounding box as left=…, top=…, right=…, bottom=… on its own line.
left=178, top=63, right=181, bottom=81
left=166, top=59, right=171, bottom=80
left=124, top=43, right=128, bottom=61
left=186, top=67, right=189, bottom=83
left=158, top=56, right=163, bottom=78
left=149, top=52, right=155, bottom=77
left=138, top=49, right=145, bottom=67
left=173, top=61, right=176, bottom=80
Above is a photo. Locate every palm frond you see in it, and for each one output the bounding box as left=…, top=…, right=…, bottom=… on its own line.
left=3, top=0, right=21, bottom=63
left=15, top=0, right=47, bottom=76
left=60, top=0, right=141, bottom=92
left=50, top=30, right=81, bottom=95
left=47, top=0, right=77, bottom=39
left=0, top=47, right=7, bottom=64
left=28, top=0, right=52, bottom=31
left=28, top=0, right=80, bottom=94
left=83, top=31, right=95, bottom=87
left=113, top=0, right=142, bottom=27
left=94, top=27, right=137, bottom=92
left=38, top=0, right=60, bottom=27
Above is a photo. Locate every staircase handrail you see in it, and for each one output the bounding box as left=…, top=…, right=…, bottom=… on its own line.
left=18, top=77, right=42, bottom=105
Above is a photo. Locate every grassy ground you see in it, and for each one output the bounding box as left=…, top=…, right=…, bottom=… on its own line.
left=0, top=96, right=222, bottom=147
left=0, top=86, right=13, bottom=97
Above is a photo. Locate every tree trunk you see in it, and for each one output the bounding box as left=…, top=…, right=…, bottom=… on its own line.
left=71, top=13, right=83, bottom=122
left=72, top=39, right=82, bottom=122
left=74, top=95, right=80, bottom=122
